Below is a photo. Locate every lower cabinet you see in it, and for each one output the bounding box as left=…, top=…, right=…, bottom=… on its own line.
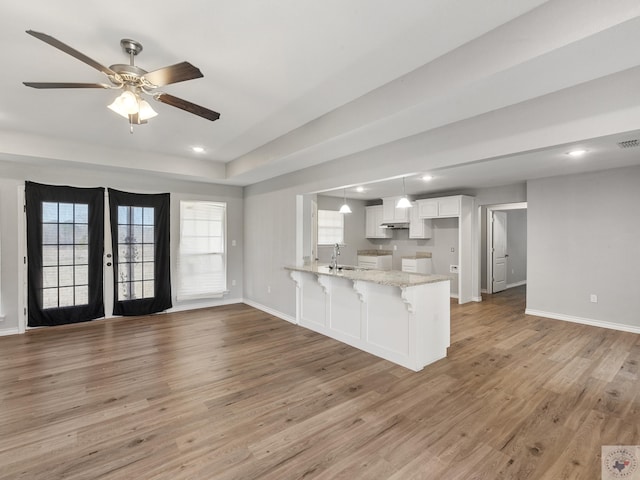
left=358, top=255, right=392, bottom=270
left=402, top=257, right=431, bottom=274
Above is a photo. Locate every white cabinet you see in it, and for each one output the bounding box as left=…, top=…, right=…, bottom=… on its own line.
left=417, top=196, right=461, bottom=219
left=358, top=255, right=392, bottom=271
left=409, top=202, right=432, bottom=239
left=382, top=196, right=410, bottom=223
left=402, top=258, right=431, bottom=274
left=365, top=205, right=391, bottom=238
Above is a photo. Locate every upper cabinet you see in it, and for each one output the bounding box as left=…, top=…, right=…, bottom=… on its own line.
left=417, top=195, right=461, bottom=219
left=409, top=202, right=432, bottom=239
left=365, top=205, right=391, bottom=238
left=382, top=196, right=410, bottom=223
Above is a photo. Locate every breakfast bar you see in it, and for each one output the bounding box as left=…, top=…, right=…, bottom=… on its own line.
left=286, top=264, right=451, bottom=371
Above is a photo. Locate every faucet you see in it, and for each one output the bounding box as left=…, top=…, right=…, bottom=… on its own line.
left=330, top=243, right=340, bottom=269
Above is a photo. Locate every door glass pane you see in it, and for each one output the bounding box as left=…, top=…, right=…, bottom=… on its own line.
left=40, top=201, right=90, bottom=309
left=117, top=206, right=155, bottom=301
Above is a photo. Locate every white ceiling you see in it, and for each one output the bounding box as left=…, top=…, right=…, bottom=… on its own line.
left=2, top=1, right=640, bottom=189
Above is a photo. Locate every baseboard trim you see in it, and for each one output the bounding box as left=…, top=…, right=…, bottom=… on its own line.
left=243, top=299, right=297, bottom=324
left=507, top=280, right=527, bottom=289
left=525, top=309, right=640, bottom=334
left=168, top=297, right=244, bottom=313
left=0, top=327, right=20, bottom=337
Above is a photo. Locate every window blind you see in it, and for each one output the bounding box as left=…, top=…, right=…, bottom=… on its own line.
left=317, top=209, right=344, bottom=245
left=177, top=201, right=227, bottom=300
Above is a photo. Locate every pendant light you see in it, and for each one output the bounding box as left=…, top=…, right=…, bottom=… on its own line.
left=339, top=189, right=352, bottom=214
left=396, top=177, right=412, bottom=208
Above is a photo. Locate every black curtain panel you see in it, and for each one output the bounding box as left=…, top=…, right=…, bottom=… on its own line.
left=26, top=181, right=105, bottom=327
left=108, top=188, right=172, bottom=316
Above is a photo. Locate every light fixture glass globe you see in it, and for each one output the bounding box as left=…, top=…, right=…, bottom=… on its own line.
left=108, top=91, right=139, bottom=118
left=339, top=203, right=352, bottom=214
left=120, top=91, right=138, bottom=114
left=396, top=196, right=412, bottom=208
left=138, top=99, right=158, bottom=120
left=339, top=188, right=352, bottom=214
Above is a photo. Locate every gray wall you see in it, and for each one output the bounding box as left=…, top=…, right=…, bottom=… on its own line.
left=0, top=159, right=243, bottom=334
left=527, top=165, right=640, bottom=328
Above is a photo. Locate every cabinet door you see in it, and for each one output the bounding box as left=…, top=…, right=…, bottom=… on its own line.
left=417, top=199, right=438, bottom=218
left=365, top=206, right=376, bottom=238
left=382, top=197, right=410, bottom=223
left=382, top=198, right=397, bottom=223
left=438, top=197, right=460, bottom=217
left=409, top=202, right=432, bottom=238
left=365, top=206, right=390, bottom=238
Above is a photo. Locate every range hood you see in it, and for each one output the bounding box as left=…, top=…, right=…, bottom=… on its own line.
left=380, top=222, right=409, bottom=229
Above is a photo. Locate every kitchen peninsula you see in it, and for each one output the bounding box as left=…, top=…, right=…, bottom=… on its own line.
left=286, top=264, right=451, bottom=371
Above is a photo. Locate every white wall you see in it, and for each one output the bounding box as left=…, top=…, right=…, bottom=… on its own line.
left=0, top=159, right=243, bottom=334
left=527, top=164, right=640, bottom=330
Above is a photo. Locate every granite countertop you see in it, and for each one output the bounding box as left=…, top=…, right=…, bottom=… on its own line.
left=286, top=263, right=451, bottom=287
left=357, top=250, right=393, bottom=256
left=401, top=252, right=432, bottom=259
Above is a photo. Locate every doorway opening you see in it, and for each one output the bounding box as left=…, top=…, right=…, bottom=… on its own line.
left=485, top=202, right=527, bottom=295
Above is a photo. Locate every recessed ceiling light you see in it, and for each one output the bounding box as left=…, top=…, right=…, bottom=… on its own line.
left=422, top=175, right=433, bottom=181
left=191, top=146, right=205, bottom=153
left=356, top=186, right=364, bottom=193
left=567, top=149, right=587, bottom=157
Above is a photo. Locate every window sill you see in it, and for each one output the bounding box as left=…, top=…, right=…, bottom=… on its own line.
left=176, top=291, right=229, bottom=302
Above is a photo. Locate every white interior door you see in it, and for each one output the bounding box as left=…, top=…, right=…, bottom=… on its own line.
left=492, top=211, right=507, bottom=293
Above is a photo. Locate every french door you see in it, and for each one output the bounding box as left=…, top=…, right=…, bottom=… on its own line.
left=25, top=182, right=105, bottom=326
left=25, top=183, right=171, bottom=327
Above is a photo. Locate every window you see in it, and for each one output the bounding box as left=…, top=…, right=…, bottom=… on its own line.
left=317, top=209, right=344, bottom=245
left=116, top=206, right=155, bottom=301
left=177, top=201, right=226, bottom=300
left=41, top=202, right=90, bottom=308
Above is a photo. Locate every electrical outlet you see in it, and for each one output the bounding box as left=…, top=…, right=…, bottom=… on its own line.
left=590, top=294, right=597, bottom=303
left=393, top=245, right=397, bottom=251
left=231, top=239, right=237, bottom=247
left=450, top=265, right=459, bottom=273
left=450, top=247, right=455, bottom=253
left=267, top=286, right=271, bottom=294
left=231, top=279, right=236, bottom=287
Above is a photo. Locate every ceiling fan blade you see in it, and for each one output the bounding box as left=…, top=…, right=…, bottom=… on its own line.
left=23, top=82, right=111, bottom=89
left=155, top=93, right=220, bottom=121
left=26, top=30, right=117, bottom=77
left=142, top=62, right=203, bottom=87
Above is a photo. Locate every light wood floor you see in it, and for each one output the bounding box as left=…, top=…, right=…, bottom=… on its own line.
left=1, top=286, right=639, bottom=479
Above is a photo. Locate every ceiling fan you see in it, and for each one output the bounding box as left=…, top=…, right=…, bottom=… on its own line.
left=23, top=30, right=220, bottom=131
